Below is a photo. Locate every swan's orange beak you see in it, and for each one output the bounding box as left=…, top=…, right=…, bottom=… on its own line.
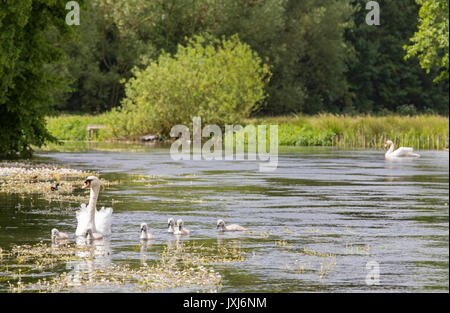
left=82, top=180, right=90, bottom=189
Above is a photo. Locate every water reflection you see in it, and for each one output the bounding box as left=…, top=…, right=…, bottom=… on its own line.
left=167, top=236, right=185, bottom=252
left=62, top=237, right=112, bottom=288
left=139, top=240, right=154, bottom=265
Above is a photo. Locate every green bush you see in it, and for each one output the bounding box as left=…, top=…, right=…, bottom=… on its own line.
left=108, top=34, right=271, bottom=139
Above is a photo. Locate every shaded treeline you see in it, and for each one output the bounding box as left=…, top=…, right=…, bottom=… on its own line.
left=53, top=0, right=448, bottom=115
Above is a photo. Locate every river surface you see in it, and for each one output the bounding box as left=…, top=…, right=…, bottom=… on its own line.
left=0, top=144, right=448, bottom=292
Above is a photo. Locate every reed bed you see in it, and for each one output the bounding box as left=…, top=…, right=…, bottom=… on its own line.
left=247, top=114, right=449, bottom=150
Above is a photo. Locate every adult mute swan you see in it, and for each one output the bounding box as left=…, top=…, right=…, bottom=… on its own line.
left=217, top=219, right=246, bottom=232
left=75, top=176, right=112, bottom=237
left=140, top=223, right=154, bottom=241
left=174, top=219, right=190, bottom=235
left=384, top=140, right=420, bottom=159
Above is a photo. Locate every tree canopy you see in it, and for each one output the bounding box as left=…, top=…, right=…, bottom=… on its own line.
left=404, top=0, right=449, bottom=82
left=0, top=0, right=84, bottom=158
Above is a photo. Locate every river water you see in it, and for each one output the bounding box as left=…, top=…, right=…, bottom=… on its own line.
left=0, top=144, right=448, bottom=292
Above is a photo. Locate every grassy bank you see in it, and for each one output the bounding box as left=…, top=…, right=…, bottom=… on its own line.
left=46, top=114, right=112, bottom=141
left=45, top=114, right=449, bottom=150
left=248, top=114, right=449, bottom=150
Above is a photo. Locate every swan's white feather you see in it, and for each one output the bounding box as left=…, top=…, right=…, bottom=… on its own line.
left=75, top=203, right=112, bottom=236
left=95, top=206, right=113, bottom=236
left=75, top=203, right=89, bottom=236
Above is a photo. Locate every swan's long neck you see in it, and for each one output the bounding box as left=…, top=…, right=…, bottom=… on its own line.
left=386, top=143, right=395, bottom=157
left=87, top=186, right=99, bottom=230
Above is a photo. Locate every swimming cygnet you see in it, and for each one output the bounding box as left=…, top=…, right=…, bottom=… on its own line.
left=51, top=228, right=69, bottom=243
left=217, top=219, right=246, bottom=232
left=167, top=218, right=175, bottom=233
left=174, top=219, right=190, bottom=235
left=140, top=223, right=154, bottom=241
left=84, top=228, right=103, bottom=241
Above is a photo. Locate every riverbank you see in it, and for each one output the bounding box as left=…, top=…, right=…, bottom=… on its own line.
left=45, top=114, right=449, bottom=150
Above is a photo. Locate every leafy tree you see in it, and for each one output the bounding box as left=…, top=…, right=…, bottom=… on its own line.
left=54, top=0, right=157, bottom=112
left=56, top=0, right=219, bottom=112
left=404, top=0, right=449, bottom=82
left=109, top=35, right=271, bottom=138
left=202, top=0, right=356, bottom=115
left=264, top=0, right=355, bottom=115
left=0, top=0, right=83, bottom=158
left=346, top=0, right=449, bottom=114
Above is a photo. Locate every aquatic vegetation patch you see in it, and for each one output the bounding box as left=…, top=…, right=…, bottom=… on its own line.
left=24, top=262, right=222, bottom=293
left=6, top=242, right=103, bottom=271
left=344, top=242, right=371, bottom=256
left=3, top=241, right=228, bottom=292
left=0, top=162, right=116, bottom=202
left=289, top=247, right=338, bottom=279
left=161, top=241, right=247, bottom=266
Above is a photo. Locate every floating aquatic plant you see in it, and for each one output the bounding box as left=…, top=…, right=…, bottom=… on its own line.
left=0, top=161, right=118, bottom=203
left=3, top=240, right=233, bottom=293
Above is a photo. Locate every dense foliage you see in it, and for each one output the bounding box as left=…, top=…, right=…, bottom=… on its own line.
left=346, top=0, right=449, bottom=115
left=52, top=0, right=448, bottom=116
left=0, top=0, right=83, bottom=158
left=404, top=0, right=449, bottom=82
left=108, top=35, right=270, bottom=138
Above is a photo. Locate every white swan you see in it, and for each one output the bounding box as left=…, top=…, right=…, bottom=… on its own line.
left=384, top=140, right=420, bottom=159
left=140, top=223, right=154, bottom=241
left=167, top=218, right=175, bottom=233
left=51, top=228, right=69, bottom=243
left=174, top=219, right=190, bottom=235
left=217, top=219, right=246, bottom=232
left=75, top=176, right=112, bottom=237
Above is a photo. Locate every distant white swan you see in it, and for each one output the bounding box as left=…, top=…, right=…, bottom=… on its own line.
left=217, top=219, right=246, bottom=232
left=385, top=140, right=420, bottom=159
left=140, top=223, right=154, bottom=241
left=167, top=218, right=175, bottom=233
left=51, top=228, right=69, bottom=243
left=75, top=176, right=112, bottom=237
left=174, top=219, right=190, bottom=235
